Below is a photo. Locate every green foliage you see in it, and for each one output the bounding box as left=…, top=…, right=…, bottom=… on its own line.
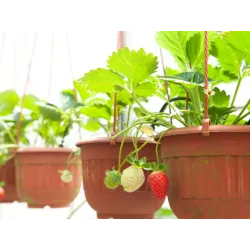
left=79, top=68, right=124, bottom=93
left=155, top=31, right=198, bottom=70
left=0, top=90, right=19, bottom=115
left=107, top=47, right=158, bottom=85
left=77, top=47, right=161, bottom=134
left=154, top=31, right=250, bottom=127
left=154, top=208, right=177, bottom=219
left=60, top=89, right=77, bottom=110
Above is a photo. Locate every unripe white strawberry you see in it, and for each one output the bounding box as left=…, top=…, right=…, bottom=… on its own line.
left=60, top=170, right=73, bottom=183
left=121, top=165, right=145, bottom=192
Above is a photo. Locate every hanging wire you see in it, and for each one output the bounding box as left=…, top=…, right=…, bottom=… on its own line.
left=111, top=31, right=124, bottom=137
left=16, top=32, right=38, bottom=144
left=12, top=34, right=17, bottom=89
left=201, top=31, right=210, bottom=136
left=203, top=31, right=209, bottom=119
left=159, top=48, right=172, bottom=123
left=48, top=32, right=54, bottom=99
left=0, top=32, right=6, bottom=75
left=66, top=32, right=78, bottom=102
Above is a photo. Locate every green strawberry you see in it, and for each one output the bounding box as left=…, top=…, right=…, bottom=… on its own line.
left=104, top=169, right=121, bottom=189
left=121, top=165, right=145, bottom=192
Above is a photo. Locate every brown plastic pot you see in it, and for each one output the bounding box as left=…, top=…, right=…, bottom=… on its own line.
left=0, top=158, right=21, bottom=203
left=15, top=148, right=82, bottom=208
left=76, top=137, right=165, bottom=219
left=159, top=125, right=250, bottom=219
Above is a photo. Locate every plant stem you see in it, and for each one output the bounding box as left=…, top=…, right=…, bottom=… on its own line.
left=67, top=200, right=86, bottom=219
left=230, top=75, right=243, bottom=107
left=189, top=87, right=202, bottom=125
left=112, top=119, right=174, bottom=140
left=232, top=99, right=250, bottom=124
left=233, top=111, right=250, bottom=124
left=132, top=124, right=143, bottom=160
left=155, top=130, right=167, bottom=164
left=119, top=137, right=153, bottom=169
left=126, top=105, right=132, bottom=127
left=117, top=132, right=129, bottom=172
left=224, top=73, right=244, bottom=124
left=0, top=120, right=16, bottom=144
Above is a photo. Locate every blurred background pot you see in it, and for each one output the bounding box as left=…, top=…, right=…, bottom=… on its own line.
left=15, top=148, right=82, bottom=208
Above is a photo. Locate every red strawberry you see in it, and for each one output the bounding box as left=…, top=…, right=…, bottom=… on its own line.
left=148, top=171, right=169, bottom=200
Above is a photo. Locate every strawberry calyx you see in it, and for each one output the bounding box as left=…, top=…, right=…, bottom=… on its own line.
left=0, top=181, right=5, bottom=188
left=143, top=161, right=167, bottom=172
left=126, top=153, right=147, bottom=168
left=104, top=167, right=121, bottom=190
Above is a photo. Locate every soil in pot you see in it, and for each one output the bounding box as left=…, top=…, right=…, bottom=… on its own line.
left=160, top=125, right=250, bottom=219
left=76, top=137, right=165, bottom=219
left=0, top=158, right=21, bottom=203
left=15, top=148, right=82, bottom=208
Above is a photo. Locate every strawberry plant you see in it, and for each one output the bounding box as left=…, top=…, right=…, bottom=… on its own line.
left=100, top=32, right=250, bottom=200
left=0, top=90, right=29, bottom=166
left=76, top=47, right=161, bottom=136
left=76, top=48, right=171, bottom=198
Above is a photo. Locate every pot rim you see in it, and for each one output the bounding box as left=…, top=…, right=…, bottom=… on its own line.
left=16, top=147, right=74, bottom=154
left=155, top=125, right=250, bottom=138
left=76, top=136, right=156, bottom=147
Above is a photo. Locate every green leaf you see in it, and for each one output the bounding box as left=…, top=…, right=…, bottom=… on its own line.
left=23, top=94, right=40, bottom=114
left=134, top=81, right=157, bottom=97
left=0, top=181, right=5, bottom=187
left=186, top=32, right=203, bottom=69
left=166, top=68, right=180, bottom=76
left=154, top=208, right=176, bottom=219
left=208, top=106, right=236, bottom=125
left=160, top=75, right=201, bottom=90
left=83, top=119, right=101, bottom=132
left=0, top=90, right=19, bottom=115
left=204, top=65, right=237, bottom=85
left=79, top=104, right=111, bottom=121
left=107, top=47, right=158, bottom=85
left=116, top=90, right=132, bottom=106
left=210, top=87, right=230, bottom=108
left=245, top=55, right=250, bottom=67
left=79, top=68, right=124, bottom=93
left=60, top=89, right=77, bottom=110
left=73, top=80, right=92, bottom=102
left=126, top=154, right=135, bottom=164
left=155, top=31, right=198, bottom=69
left=225, top=114, right=246, bottom=125
left=133, top=107, right=148, bottom=118
left=37, top=102, right=62, bottom=121
left=223, top=31, right=250, bottom=56
left=211, top=35, right=244, bottom=77
left=139, top=157, right=147, bottom=166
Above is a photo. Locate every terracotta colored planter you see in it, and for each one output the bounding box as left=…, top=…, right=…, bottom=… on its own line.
left=160, top=125, right=250, bottom=219
left=15, top=148, right=82, bottom=208
left=76, top=137, right=165, bottom=219
left=0, top=158, right=21, bottom=203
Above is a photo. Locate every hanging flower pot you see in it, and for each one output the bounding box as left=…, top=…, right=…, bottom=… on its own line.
left=15, top=148, right=82, bottom=208
left=159, top=125, right=250, bottom=219
left=76, top=137, right=165, bottom=219
left=153, top=31, right=250, bottom=218
left=0, top=158, right=22, bottom=203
